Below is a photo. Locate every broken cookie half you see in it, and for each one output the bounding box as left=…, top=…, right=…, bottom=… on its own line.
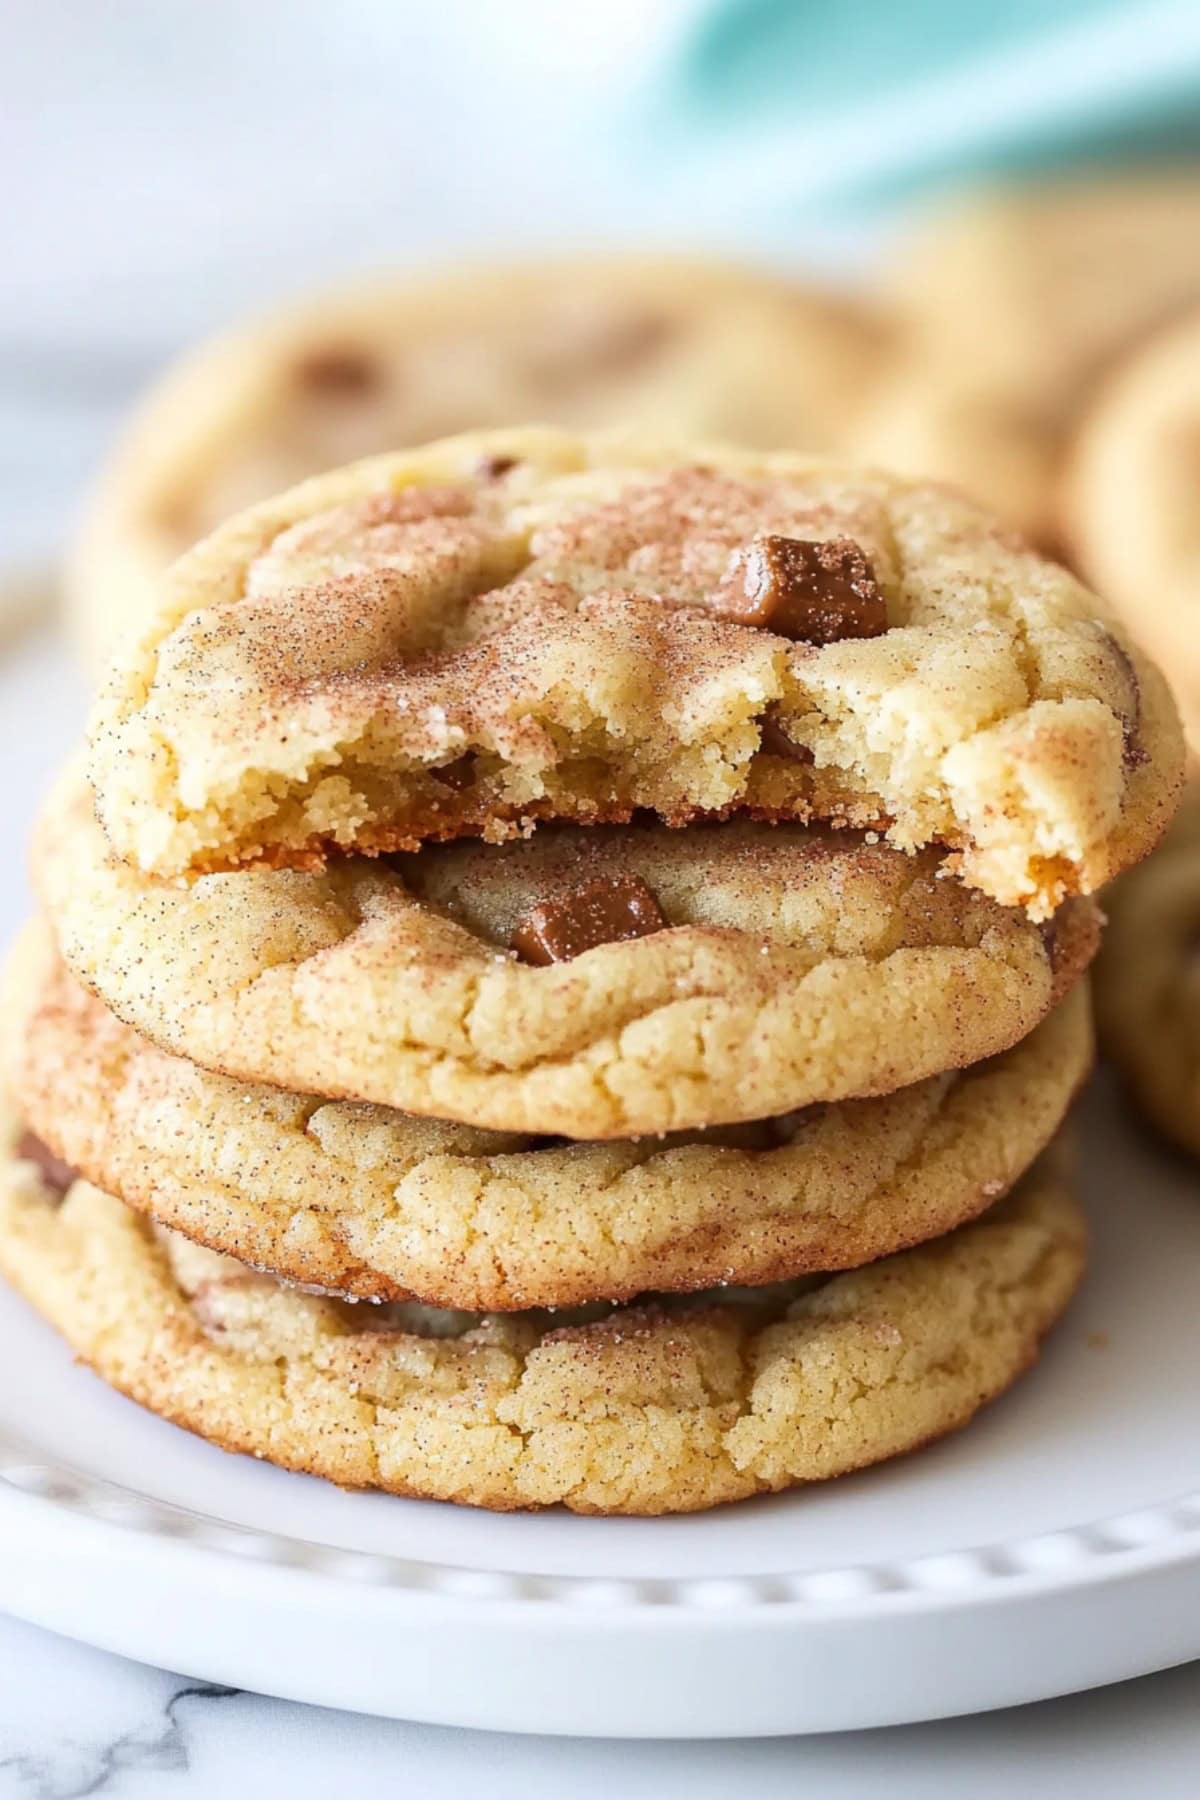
left=87, top=427, right=1183, bottom=917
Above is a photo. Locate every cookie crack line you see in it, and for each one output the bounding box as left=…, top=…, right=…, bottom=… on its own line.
left=85, top=429, right=1184, bottom=917
left=4, top=918, right=1095, bottom=1310
left=294, top=917, right=1069, bottom=1083
left=39, top=770, right=1093, bottom=1140
left=0, top=1124, right=1087, bottom=1515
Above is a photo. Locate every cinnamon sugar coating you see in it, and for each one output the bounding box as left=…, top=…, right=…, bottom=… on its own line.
left=5, top=924, right=1092, bottom=1308
left=87, top=429, right=1181, bottom=916
left=37, top=767, right=1098, bottom=1138
left=0, top=1114, right=1086, bottom=1516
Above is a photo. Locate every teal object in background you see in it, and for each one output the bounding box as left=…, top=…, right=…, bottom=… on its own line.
left=683, top=0, right=1116, bottom=117
left=654, top=0, right=1200, bottom=219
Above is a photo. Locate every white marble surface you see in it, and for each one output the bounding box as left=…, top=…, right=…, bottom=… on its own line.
left=3, top=1605, right=1200, bottom=1797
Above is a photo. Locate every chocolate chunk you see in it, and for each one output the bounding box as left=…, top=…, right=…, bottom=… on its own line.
left=476, top=454, right=518, bottom=480
left=16, top=1130, right=76, bottom=1200
left=758, top=702, right=814, bottom=763
left=294, top=348, right=379, bottom=395
left=511, top=874, right=667, bottom=965
left=1099, top=627, right=1148, bottom=769
left=715, top=535, right=888, bottom=644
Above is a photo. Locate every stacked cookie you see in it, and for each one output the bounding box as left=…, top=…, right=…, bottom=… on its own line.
left=3, top=430, right=1183, bottom=1514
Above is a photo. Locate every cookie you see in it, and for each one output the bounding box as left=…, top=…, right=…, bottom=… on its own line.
left=888, top=176, right=1200, bottom=411
left=859, top=175, right=1200, bottom=543
left=86, top=429, right=1182, bottom=917
left=0, top=1114, right=1087, bottom=1515
left=850, top=365, right=1060, bottom=553
left=5, top=921, right=1093, bottom=1308
left=1063, top=310, right=1200, bottom=748
left=65, top=256, right=886, bottom=666
left=1094, top=786, right=1200, bottom=1158
left=37, top=768, right=1099, bottom=1139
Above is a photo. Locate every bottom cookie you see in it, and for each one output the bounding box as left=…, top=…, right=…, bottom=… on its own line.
left=1, top=1113, right=1086, bottom=1515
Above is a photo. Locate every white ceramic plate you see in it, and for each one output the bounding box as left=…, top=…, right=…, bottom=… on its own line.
left=0, top=1080, right=1198, bottom=1736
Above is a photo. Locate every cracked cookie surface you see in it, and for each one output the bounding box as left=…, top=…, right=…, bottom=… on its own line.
left=86, top=428, right=1182, bottom=916
left=1095, top=786, right=1200, bottom=1158
left=0, top=1113, right=1087, bottom=1515
left=5, top=923, right=1092, bottom=1307
left=67, top=257, right=885, bottom=667
left=37, top=768, right=1099, bottom=1138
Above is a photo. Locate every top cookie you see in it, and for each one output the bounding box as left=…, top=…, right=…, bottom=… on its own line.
left=87, top=429, right=1181, bottom=916
left=66, top=256, right=885, bottom=667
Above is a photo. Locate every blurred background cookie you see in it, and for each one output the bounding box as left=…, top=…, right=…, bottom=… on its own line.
left=1064, top=309, right=1200, bottom=749
left=1095, top=785, right=1200, bottom=1159
left=65, top=256, right=886, bottom=666
left=854, top=175, right=1200, bottom=549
